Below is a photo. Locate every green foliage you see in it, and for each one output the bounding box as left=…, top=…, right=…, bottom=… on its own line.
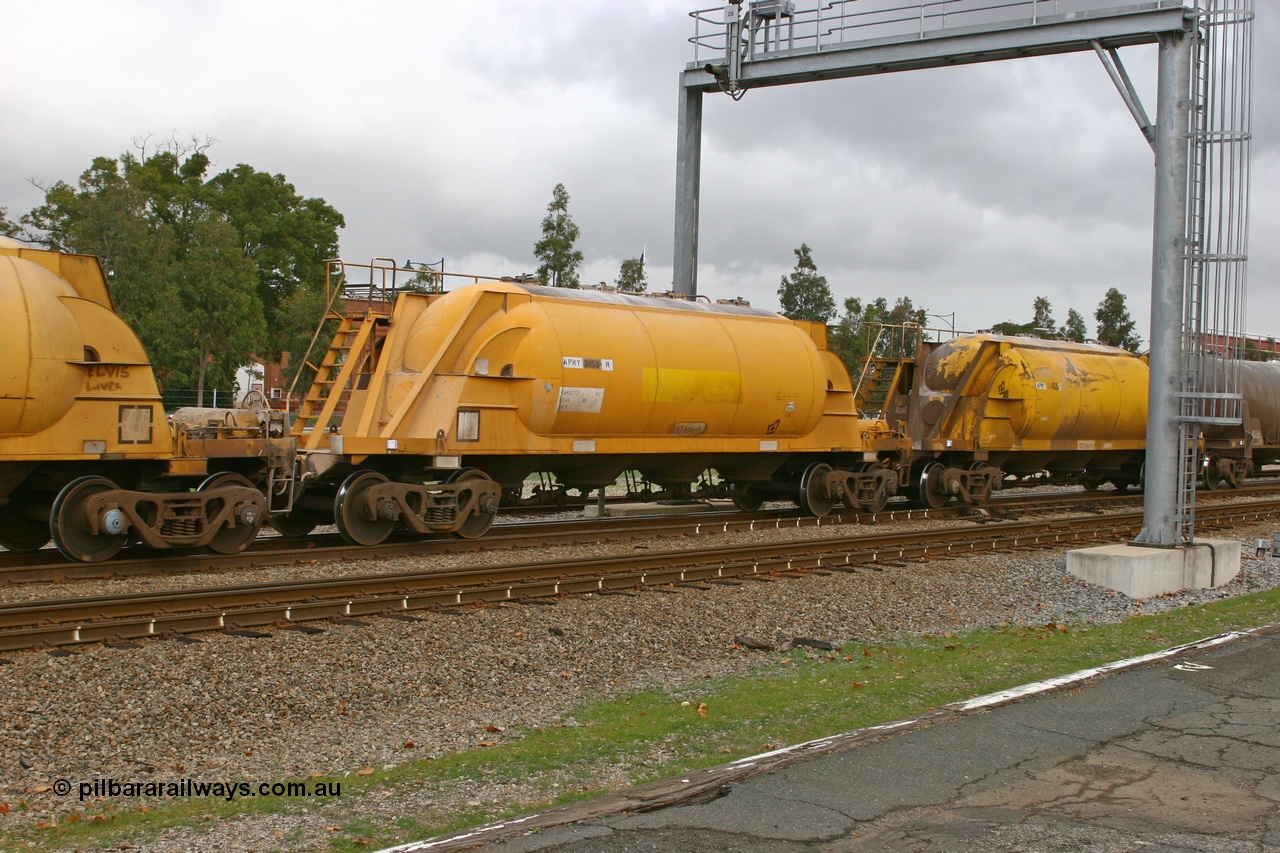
left=275, top=286, right=338, bottom=393
left=534, top=183, right=583, bottom=288
left=1061, top=308, right=1088, bottom=343
left=777, top=243, right=835, bottom=323
left=615, top=256, right=647, bottom=293
left=204, top=164, right=344, bottom=351
left=23, top=155, right=153, bottom=267
left=0, top=205, right=21, bottom=237
left=1095, top=287, right=1142, bottom=351
left=991, top=296, right=1060, bottom=339
left=1244, top=338, right=1276, bottom=362
left=1032, top=296, right=1055, bottom=331
left=399, top=269, right=443, bottom=294
left=24, top=154, right=188, bottom=380
left=989, top=320, right=1034, bottom=337
left=174, top=220, right=267, bottom=404
left=19, top=138, right=343, bottom=389
left=827, top=294, right=927, bottom=376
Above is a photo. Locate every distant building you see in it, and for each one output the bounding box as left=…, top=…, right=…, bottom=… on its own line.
left=234, top=356, right=301, bottom=409
left=1203, top=333, right=1279, bottom=359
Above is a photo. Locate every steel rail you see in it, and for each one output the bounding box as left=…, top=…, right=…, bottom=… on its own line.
left=1, top=499, right=1276, bottom=652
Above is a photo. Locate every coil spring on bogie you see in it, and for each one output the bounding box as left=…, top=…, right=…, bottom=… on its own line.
left=422, top=506, right=456, bottom=524
left=161, top=517, right=201, bottom=537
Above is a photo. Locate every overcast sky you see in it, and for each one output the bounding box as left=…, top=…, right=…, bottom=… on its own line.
left=3, top=1, right=1276, bottom=342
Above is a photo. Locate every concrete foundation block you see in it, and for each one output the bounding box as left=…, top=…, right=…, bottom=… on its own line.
left=1066, top=538, right=1241, bottom=597
left=1183, top=538, right=1241, bottom=589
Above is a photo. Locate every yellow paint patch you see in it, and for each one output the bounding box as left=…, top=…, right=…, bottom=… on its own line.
left=166, top=458, right=208, bottom=476
left=641, top=368, right=743, bottom=404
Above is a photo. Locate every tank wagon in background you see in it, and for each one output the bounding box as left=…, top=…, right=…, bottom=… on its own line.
left=287, top=269, right=911, bottom=546
left=0, top=240, right=294, bottom=561
left=856, top=331, right=1152, bottom=507
left=1200, top=358, right=1280, bottom=489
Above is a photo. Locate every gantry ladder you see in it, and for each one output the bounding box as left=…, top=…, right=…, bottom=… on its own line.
left=1174, top=0, right=1253, bottom=541
left=292, top=310, right=385, bottom=450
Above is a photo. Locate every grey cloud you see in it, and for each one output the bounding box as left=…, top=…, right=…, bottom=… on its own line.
left=1, top=0, right=1275, bottom=339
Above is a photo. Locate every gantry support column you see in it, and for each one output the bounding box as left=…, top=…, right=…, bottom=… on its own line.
left=673, top=77, right=704, bottom=296
left=1136, top=28, right=1194, bottom=546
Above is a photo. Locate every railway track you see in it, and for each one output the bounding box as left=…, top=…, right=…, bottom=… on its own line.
left=3, top=483, right=1277, bottom=586
left=0, top=488, right=1156, bottom=585
left=1, top=496, right=1276, bottom=653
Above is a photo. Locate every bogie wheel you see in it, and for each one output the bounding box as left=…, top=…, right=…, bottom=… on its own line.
left=860, top=463, right=889, bottom=513
left=731, top=487, right=766, bottom=513
left=1224, top=460, right=1242, bottom=489
left=0, top=497, right=51, bottom=552
left=199, top=472, right=262, bottom=555
left=452, top=469, right=498, bottom=539
left=51, top=476, right=127, bottom=563
left=969, top=461, right=1000, bottom=500
left=1115, top=465, right=1145, bottom=493
left=335, top=471, right=396, bottom=547
left=918, top=462, right=949, bottom=509
left=968, top=465, right=995, bottom=505
left=798, top=462, right=836, bottom=517
left=1200, top=456, right=1221, bottom=491
left=973, top=461, right=1003, bottom=492
left=269, top=511, right=325, bottom=539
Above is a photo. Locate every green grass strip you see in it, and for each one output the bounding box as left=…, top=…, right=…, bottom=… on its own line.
left=7, top=585, right=1279, bottom=852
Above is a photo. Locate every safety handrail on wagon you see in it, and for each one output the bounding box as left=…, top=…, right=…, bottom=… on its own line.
left=284, top=258, right=357, bottom=405
left=851, top=322, right=926, bottom=415
left=285, top=258, right=535, bottom=405
left=324, top=257, right=516, bottom=310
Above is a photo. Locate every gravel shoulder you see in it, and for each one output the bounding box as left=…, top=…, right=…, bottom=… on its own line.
left=2, top=505, right=1279, bottom=852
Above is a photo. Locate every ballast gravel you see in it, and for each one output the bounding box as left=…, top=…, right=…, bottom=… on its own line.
left=2, top=506, right=1280, bottom=853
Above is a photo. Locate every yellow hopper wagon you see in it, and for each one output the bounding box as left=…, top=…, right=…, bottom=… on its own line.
left=0, top=240, right=295, bottom=562
left=867, top=331, right=1150, bottom=507
left=288, top=267, right=909, bottom=546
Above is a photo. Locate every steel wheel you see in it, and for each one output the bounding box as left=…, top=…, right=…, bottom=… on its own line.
left=199, top=472, right=262, bottom=555
left=0, top=496, right=51, bottom=552
left=0, top=520, right=51, bottom=552
left=452, top=469, right=498, bottom=539
left=1224, top=459, right=1242, bottom=489
left=1200, top=456, right=1221, bottom=491
left=731, top=486, right=765, bottom=512
left=51, top=476, right=127, bottom=563
left=269, top=510, right=325, bottom=538
left=798, top=462, right=836, bottom=517
left=918, top=462, right=948, bottom=509
left=335, top=471, right=395, bottom=546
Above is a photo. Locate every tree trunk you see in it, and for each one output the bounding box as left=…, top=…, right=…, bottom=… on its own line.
left=197, top=355, right=207, bottom=408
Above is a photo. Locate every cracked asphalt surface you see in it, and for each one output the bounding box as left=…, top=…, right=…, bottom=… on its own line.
left=486, top=626, right=1280, bottom=852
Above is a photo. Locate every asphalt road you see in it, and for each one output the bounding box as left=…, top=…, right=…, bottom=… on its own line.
left=394, top=623, right=1280, bottom=853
